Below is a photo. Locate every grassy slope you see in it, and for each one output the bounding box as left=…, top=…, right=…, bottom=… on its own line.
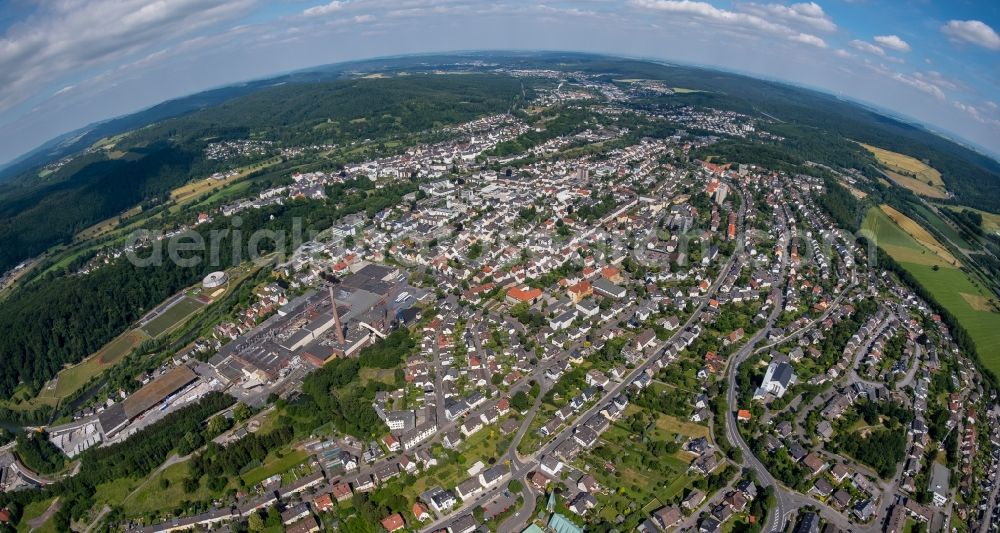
left=863, top=207, right=1000, bottom=376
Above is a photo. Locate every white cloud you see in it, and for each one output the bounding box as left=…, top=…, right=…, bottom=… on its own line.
left=0, top=0, right=253, bottom=114
left=739, top=2, right=836, bottom=32
left=873, top=35, right=910, bottom=52
left=891, top=72, right=945, bottom=100
left=834, top=48, right=854, bottom=59
left=791, top=33, right=827, bottom=48
left=941, top=20, right=1000, bottom=50
left=303, top=1, right=348, bottom=18
left=953, top=101, right=1000, bottom=126
left=912, top=70, right=960, bottom=91
left=630, top=0, right=827, bottom=48
left=52, top=85, right=75, bottom=97
left=850, top=39, right=885, bottom=56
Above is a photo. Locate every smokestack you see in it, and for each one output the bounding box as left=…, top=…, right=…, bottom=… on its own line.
left=328, top=285, right=345, bottom=344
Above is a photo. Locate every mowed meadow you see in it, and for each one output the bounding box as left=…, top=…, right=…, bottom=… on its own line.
left=863, top=205, right=1000, bottom=376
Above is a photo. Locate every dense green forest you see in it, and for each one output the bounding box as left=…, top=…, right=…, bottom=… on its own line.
left=815, top=177, right=863, bottom=231
left=14, top=432, right=65, bottom=474
left=0, top=143, right=202, bottom=274
left=131, top=73, right=527, bottom=148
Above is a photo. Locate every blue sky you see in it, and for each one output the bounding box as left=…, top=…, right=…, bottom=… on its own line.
left=0, top=0, right=997, bottom=164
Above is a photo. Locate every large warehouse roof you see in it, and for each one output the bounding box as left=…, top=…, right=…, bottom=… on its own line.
left=122, top=365, right=198, bottom=420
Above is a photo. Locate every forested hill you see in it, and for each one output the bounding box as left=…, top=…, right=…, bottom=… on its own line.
left=0, top=73, right=525, bottom=274
left=125, top=73, right=526, bottom=147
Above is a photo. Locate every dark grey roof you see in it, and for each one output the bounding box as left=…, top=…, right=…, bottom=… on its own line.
left=773, top=362, right=795, bottom=387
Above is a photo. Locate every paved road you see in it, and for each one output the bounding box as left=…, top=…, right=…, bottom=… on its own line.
left=724, top=204, right=794, bottom=533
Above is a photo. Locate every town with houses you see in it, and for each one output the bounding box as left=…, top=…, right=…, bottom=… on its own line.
left=2, top=68, right=998, bottom=533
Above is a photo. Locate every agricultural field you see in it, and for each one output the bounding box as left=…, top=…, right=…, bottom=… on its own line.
left=139, top=296, right=206, bottom=338
left=884, top=170, right=948, bottom=199
left=861, top=206, right=958, bottom=268
left=908, top=203, right=977, bottom=250
left=169, top=157, right=281, bottom=206
left=73, top=205, right=142, bottom=243
left=902, top=262, right=1000, bottom=375
left=937, top=203, right=1000, bottom=235
left=863, top=206, right=1000, bottom=377
left=879, top=205, right=958, bottom=265
left=860, top=143, right=949, bottom=199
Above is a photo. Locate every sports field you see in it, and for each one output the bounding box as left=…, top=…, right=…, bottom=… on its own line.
left=864, top=206, right=1000, bottom=377
left=140, top=296, right=205, bottom=338
left=860, top=143, right=948, bottom=199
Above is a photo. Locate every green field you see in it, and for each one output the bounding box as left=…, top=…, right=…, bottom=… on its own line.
left=241, top=449, right=309, bottom=487
left=862, top=207, right=953, bottom=268
left=899, top=262, right=1000, bottom=375
left=908, top=203, right=977, bottom=250
left=140, top=296, right=206, bottom=338
left=16, top=497, right=57, bottom=533
left=122, top=460, right=216, bottom=518
left=654, top=413, right=710, bottom=440
left=864, top=207, right=1000, bottom=377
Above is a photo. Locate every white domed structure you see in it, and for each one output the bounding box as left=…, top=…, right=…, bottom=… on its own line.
left=202, top=271, right=229, bottom=289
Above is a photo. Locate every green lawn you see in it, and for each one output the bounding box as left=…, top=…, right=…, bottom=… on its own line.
left=654, top=413, right=710, bottom=440
left=140, top=296, right=206, bottom=338
left=122, top=461, right=218, bottom=518
left=241, top=449, right=309, bottom=487
left=17, top=497, right=57, bottom=533
left=93, top=477, right=142, bottom=510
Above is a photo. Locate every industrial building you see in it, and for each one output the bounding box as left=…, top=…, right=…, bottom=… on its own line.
left=98, top=364, right=200, bottom=437
left=209, top=262, right=422, bottom=387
